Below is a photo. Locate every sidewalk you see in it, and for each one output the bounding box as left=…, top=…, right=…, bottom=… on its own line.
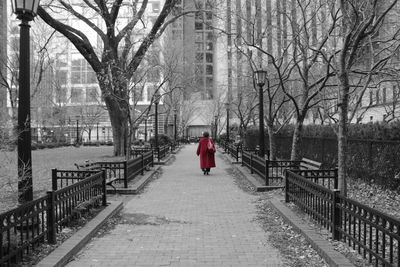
left=66, top=144, right=283, bottom=267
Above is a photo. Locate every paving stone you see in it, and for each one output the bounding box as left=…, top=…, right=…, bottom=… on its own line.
left=66, top=144, right=283, bottom=266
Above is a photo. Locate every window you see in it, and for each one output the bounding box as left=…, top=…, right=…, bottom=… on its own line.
left=195, top=53, right=204, bottom=62
left=71, top=88, right=83, bottom=103
left=382, top=87, right=387, bottom=103
left=206, top=77, right=213, bottom=87
left=196, top=42, right=204, bottom=50
left=195, top=32, right=203, bottom=42
left=71, top=72, right=82, bottom=84
left=205, top=23, right=213, bottom=30
left=205, top=1, right=213, bottom=10
left=206, top=42, right=213, bottom=51
left=206, top=53, right=213, bottom=63
left=56, top=54, right=68, bottom=68
left=206, top=89, right=213, bottom=99
left=195, top=65, right=203, bottom=75
left=55, top=88, right=67, bottom=103
left=86, top=88, right=98, bottom=103
left=206, top=11, right=213, bottom=20
left=195, top=11, right=202, bottom=20
left=86, top=71, right=97, bottom=84
left=369, top=90, right=373, bottom=105
left=206, top=65, right=213, bottom=75
left=206, top=32, right=213, bottom=40
left=376, top=89, right=380, bottom=104
left=56, top=70, right=67, bottom=85
left=152, top=2, right=160, bottom=12
left=195, top=22, right=203, bottom=30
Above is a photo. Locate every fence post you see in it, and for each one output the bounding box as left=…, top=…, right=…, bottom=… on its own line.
left=334, top=168, right=338, bottom=189
left=236, top=145, right=239, bottom=162
left=332, top=189, right=341, bottom=240
left=46, top=191, right=57, bottom=244
left=151, top=150, right=154, bottom=167
left=250, top=153, right=254, bottom=174
left=285, top=170, right=290, bottom=203
left=102, top=170, right=107, bottom=206
left=141, top=154, right=145, bottom=175
left=51, top=168, right=58, bottom=191
left=123, top=161, right=128, bottom=188
left=265, top=159, right=269, bottom=186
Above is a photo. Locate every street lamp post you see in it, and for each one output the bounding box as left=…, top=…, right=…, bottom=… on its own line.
left=154, top=91, right=161, bottom=160
left=173, top=108, right=177, bottom=142
left=144, top=117, right=148, bottom=142
left=255, top=69, right=268, bottom=158
left=76, top=116, right=80, bottom=145
left=12, top=0, right=40, bottom=204
left=214, top=115, right=218, bottom=140
left=225, top=102, right=230, bottom=147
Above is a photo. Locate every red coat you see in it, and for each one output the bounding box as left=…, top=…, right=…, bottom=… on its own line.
left=196, top=137, right=216, bottom=169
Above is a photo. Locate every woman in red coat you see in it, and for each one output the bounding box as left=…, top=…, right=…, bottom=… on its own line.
left=196, top=131, right=216, bottom=175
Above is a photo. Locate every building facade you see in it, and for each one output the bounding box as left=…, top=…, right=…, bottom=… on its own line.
left=0, top=1, right=7, bottom=120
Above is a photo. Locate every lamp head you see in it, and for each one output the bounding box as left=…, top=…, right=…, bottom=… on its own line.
left=12, top=0, right=40, bottom=21
left=254, top=69, right=268, bottom=87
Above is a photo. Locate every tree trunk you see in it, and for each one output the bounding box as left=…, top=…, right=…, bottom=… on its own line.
left=338, top=73, right=349, bottom=196
left=103, top=95, right=129, bottom=156
left=290, top=118, right=304, bottom=161
left=266, top=121, right=277, bottom=160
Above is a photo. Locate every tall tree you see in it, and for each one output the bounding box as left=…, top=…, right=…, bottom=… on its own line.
left=38, top=0, right=180, bottom=156
left=336, top=0, right=400, bottom=195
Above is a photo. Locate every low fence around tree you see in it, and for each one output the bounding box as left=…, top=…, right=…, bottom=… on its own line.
left=0, top=170, right=106, bottom=266
left=285, top=169, right=400, bottom=266
left=131, top=144, right=174, bottom=162
left=74, top=151, right=154, bottom=188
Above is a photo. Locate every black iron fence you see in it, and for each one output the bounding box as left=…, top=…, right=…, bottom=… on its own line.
left=226, top=143, right=241, bottom=162
left=126, top=151, right=154, bottom=184
left=0, top=171, right=106, bottom=266
left=74, top=151, right=154, bottom=188
left=285, top=170, right=400, bottom=266
left=155, top=145, right=170, bottom=161
left=242, top=151, right=280, bottom=186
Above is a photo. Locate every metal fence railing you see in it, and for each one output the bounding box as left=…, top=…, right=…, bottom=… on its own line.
left=0, top=171, right=107, bottom=266
left=285, top=170, right=400, bottom=266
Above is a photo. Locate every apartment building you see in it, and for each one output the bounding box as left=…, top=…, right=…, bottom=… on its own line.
left=0, top=2, right=7, bottom=120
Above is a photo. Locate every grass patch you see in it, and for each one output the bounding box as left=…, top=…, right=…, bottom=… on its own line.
left=0, top=146, right=119, bottom=213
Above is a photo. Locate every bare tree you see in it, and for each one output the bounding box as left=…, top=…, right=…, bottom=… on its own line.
left=38, top=0, right=183, bottom=156
left=335, top=0, right=400, bottom=195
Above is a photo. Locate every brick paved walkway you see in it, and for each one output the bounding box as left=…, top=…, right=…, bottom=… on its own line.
left=66, top=144, right=283, bottom=267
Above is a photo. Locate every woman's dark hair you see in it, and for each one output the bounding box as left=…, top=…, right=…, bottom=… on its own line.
left=203, top=131, right=210, bottom=137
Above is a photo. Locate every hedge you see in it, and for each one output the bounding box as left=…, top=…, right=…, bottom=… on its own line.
left=244, top=122, right=400, bottom=190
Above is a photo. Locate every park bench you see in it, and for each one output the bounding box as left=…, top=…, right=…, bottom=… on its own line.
left=267, top=157, right=339, bottom=189
left=74, top=161, right=119, bottom=192
left=265, top=157, right=322, bottom=185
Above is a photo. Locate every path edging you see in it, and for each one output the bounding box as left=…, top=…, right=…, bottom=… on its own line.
left=36, top=201, right=123, bottom=267
left=269, top=198, right=354, bottom=267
